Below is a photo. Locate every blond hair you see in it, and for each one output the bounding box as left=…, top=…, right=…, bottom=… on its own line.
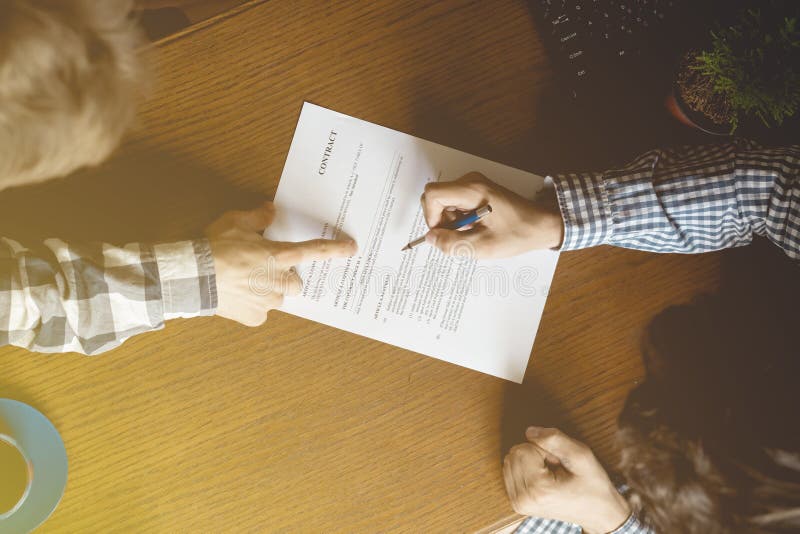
left=0, top=0, right=146, bottom=190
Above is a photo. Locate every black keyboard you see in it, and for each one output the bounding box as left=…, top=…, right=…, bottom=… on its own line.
left=534, top=0, right=684, bottom=99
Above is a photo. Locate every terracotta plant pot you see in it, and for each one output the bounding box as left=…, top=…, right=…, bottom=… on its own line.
left=665, top=84, right=731, bottom=136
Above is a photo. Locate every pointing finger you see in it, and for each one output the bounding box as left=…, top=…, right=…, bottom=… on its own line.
left=276, top=238, right=357, bottom=265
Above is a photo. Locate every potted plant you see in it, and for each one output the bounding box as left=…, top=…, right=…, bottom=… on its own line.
left=666, top=8, right=800, bottom=135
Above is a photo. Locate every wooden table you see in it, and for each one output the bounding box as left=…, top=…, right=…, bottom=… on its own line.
left=0, top=1, right=723, bottom=531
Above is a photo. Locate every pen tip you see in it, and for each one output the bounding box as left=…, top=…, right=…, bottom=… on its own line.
left=401, top=245, right=409, bottom=251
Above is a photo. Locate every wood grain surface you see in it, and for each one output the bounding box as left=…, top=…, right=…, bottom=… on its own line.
left=0, top=0, right=723, bottom=531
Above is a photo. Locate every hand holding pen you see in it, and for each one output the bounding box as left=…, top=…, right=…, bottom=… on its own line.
left=402, top=204, right=492, bottom=251
left=411, top=172, right=564, bottom=259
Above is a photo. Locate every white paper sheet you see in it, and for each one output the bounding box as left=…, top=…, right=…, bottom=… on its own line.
left=265, top=102, right=559, bottom=382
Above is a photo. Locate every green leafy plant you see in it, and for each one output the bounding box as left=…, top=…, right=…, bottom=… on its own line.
left=692, top=8, right=800, bottom=131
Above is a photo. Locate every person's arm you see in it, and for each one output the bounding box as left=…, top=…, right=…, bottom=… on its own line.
left=551, top=141, right=800, bottom=258
left=419, top=142, right=800, bottom=260
left=0, top=237, right=215, bottom=355
left=0, top=202, right=356, bottom=355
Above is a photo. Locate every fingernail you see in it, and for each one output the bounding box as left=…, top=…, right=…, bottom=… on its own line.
left=526, top=426, right=541, bottom=437
left=424, top=232, right=436, bottom=244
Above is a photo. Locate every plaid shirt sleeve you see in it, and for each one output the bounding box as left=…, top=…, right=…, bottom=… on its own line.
left=551, top=141, right=800, bottom=258
left=515, top=513, right=653, bottom=534
left=0, top=237, right=217, bottom=355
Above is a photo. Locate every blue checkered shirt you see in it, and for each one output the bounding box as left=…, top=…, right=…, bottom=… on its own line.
left=552, top=141, right=800, bottom=258
left=516, top=512, right=652, bottom=534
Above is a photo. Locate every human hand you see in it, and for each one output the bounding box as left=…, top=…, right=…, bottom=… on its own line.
left=503, top=427, right=631, bottom=534
left=205, top=201, right=357, bottom=327
left=419, top=172, right=564, bottom=259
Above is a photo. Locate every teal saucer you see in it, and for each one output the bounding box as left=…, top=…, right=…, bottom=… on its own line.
left=0, top=399, right=68, bottom=533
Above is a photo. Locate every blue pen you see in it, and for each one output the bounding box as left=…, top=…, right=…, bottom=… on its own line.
left=401, top=204, right=492, bottom=251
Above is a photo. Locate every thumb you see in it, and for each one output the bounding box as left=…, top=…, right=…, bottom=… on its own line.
left=525, top=427, right=593, bottom=472
left=206, top=201, right=275, bottom=238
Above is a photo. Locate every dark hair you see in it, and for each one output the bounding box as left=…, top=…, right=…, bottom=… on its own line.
left=616, top=289, right=800, bottom=533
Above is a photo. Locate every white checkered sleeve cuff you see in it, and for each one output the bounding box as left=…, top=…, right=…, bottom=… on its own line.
left=152, top=239, right=217, bottom=319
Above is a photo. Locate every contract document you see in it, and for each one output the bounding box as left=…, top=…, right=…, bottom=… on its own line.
left=265, top=103, right=559, bottom=382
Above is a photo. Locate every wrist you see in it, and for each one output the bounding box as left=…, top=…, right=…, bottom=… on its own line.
left=583, top=491, right=631, bottom=534
left=536, top=206, right=565, bottom=249
left=522, top=196, right=564, bottom=250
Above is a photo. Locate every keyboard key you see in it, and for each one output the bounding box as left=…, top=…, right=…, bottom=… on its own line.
left=534, top=0, right=683, bottom=99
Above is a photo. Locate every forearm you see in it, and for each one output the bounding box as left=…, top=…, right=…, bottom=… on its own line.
left=0, top=237, right=216, bottom=355
left=551, top=142, right=800, bottom=259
